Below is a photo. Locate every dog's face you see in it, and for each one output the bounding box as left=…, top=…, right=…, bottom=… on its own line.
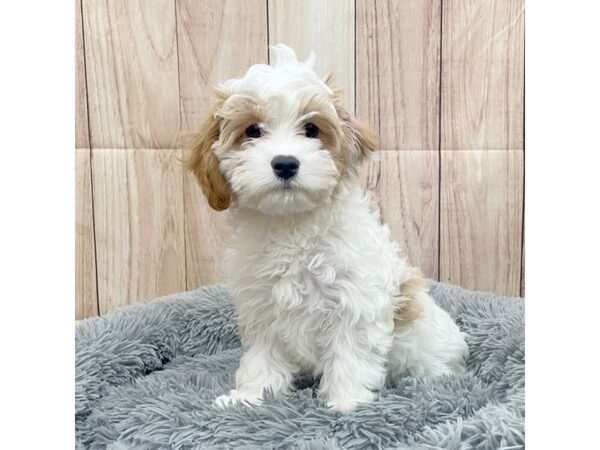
left=189, top=44, right=376, bottom=215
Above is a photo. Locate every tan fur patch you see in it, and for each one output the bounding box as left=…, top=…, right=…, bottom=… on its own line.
left=394, top=268, right=427, bottom=328
left=299, top=94, right=348, bottom=174
left=186, top=99, right=231, bottom=211
left=299, top=91, right=378, bottom=179
left=323, top=72, right=345, bottom=100
left=219, top=94, right=267, bottom=149
left=335, top=104, right=378, bottom=162
left=322, top=75, right=378, bottom=164
left=353, top=119, right=378, bottom=159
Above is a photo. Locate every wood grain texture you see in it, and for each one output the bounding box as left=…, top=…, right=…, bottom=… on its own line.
left=440, top=150, right=524, bottom=296
left=182, top=149, right=231, bottom=289
left=268, top=0, right=355, bottom=112
left=441, top=0, right=524, bottom=150
left=521, top=171, right=525, bottom=297
left=75, top=149, right=98, bottom=319
left=176, top=0, right=267, bottom=288
left=76, top=0, right=89, bottom=148
left=356, top=0, right=441, bottom=150
left=82, top=0, right=180, bottom=148
left=75, top=0, right=527, bottom=313
left=176, top=0, right=268, bottom=132
left=360, top=150, right=439, bottom=279
left=520, top=238, right=525, bottom=296
left=92, top=149, right=186, bottom=313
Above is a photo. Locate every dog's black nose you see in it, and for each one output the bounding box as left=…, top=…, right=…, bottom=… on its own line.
left=271, top=155, right=299, bottom=180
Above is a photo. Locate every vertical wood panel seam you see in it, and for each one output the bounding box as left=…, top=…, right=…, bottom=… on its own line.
left=520, top=152, right=525, bottom=296
left=353, top=0, right=357, bottom=114
left=520, top=18, right=526, bottom=296
left=437, top=0, right=444, bottom=282
left=80, top=0, right=100, bottom=314
left=173, top=0, right=188, bottom=291
left=177, top=149, right=188, bottom=291
left=373, top=1, right=381, bottom=140
left=266, top=0, right=270, bottom=63
left=174, top=0, right=183, bottom=140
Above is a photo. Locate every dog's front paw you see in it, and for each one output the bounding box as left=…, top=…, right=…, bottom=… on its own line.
left=327, top=399, right=358, bottom=412
left=214, top=390, right=262, bottom=408
left=326, top=389, right=376, bottom=412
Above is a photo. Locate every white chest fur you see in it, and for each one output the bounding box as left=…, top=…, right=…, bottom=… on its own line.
left=223, top=183, right=405, bottom=374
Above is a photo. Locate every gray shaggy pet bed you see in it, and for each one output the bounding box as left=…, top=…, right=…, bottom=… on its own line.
left=75, top=281, right=524, bottom=449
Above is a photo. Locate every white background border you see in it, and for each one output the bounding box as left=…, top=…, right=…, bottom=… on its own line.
left=1, top=1, right=600, bottom=448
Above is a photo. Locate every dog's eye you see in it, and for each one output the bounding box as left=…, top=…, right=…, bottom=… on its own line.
left=304, top=122, right=319, bottom=138
left=245, top=124, right=262, bottom=139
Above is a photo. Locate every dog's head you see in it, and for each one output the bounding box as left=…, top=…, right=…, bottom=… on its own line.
left=188, top=44, right=376, bottom=215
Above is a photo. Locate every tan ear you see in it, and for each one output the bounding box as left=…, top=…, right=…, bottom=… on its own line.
left=336, top=104, right=378, bottom=160
left=186, top=111, right=231, bottom=211
left=353, top=119, right=378, bottom=159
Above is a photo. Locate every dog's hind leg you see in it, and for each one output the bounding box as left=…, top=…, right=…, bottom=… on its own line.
left=388, top=284, right=469, bottom=380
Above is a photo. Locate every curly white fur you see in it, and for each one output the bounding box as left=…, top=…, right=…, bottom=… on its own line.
left=193, top=45, right=468, bottom=412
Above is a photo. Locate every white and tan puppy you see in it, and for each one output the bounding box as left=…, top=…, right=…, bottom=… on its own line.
left=189, top=45, right=468, bottom=412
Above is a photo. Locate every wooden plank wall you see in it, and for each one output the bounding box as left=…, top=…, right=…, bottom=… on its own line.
left=75, top=0, right=525, bottom=319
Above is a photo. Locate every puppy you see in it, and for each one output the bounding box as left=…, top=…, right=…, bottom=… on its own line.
left=189, top=44, right=468, bottom=411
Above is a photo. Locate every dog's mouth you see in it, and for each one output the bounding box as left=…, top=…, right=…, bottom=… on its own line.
left=277, top=179, right=300, bottom=191
left=252, top=180, right=328, bottom=214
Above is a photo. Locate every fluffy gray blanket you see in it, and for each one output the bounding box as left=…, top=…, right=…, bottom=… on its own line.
left=75, top=282, right=524, bottom=449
